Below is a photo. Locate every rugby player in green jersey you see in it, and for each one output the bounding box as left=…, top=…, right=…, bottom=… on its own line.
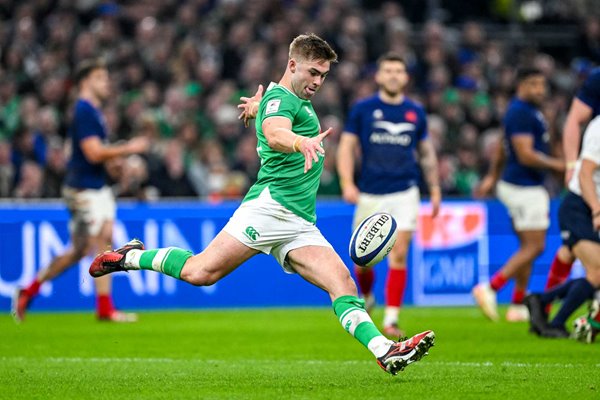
left=90, top=33, right=435, bottom=375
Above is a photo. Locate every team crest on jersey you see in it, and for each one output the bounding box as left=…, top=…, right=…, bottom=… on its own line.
left=265, top=99, right=281, bottom=115
left=373, top=109, right=383, bottom=119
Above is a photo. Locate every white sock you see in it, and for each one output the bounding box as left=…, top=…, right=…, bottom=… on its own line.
left=368, top=336, right=394, bottom=358
left=124, top=249, right=143, bottom=270
left=383, top=306, right=400, bottom=327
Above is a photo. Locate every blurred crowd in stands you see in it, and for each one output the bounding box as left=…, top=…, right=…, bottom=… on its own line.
left=0, top=0, right=599, bottom=200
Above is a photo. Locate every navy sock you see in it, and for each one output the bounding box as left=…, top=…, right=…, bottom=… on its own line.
left=539, top=280, right=574, bottom=306
left=550, top=278, right=595, bottom=328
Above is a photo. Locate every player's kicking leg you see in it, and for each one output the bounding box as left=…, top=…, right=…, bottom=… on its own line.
left=92, top=237, right=436, bottom=374
left=288, top=245, right=435, bottom=375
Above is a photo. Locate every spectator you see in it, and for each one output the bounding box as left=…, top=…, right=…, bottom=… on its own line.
left=43, top=136, right=66, bottom=198
left=0, top=139, right=14, bottom=197
left=0, top=0, right=595, bottom=199
left=13, top=160, right=43, bottom=198
left=149, top=139, right=197, bottom=198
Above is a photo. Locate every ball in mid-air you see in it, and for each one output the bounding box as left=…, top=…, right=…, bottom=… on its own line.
left=349, top=212, right=398, bottom=267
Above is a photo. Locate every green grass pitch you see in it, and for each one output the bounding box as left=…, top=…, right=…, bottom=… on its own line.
left=1, top=306, right=598, bottom=399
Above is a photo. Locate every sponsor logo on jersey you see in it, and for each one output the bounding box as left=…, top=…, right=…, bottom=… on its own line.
left=243, top=226, right=260, bottom=241
left=369, top=121, right=415, bottom=145
left=265, top=99, right=281, bottom=115
left=304, top=105, right=314, bottom=117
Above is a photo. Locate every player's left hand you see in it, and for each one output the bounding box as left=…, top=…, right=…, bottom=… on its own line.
left=237, top=84, right=264, bottom=128
left=299, top=128, right=331, bottom=173
left=473, top=174, right=496, bottom=199
left=430, top=186, right=441, bottom=218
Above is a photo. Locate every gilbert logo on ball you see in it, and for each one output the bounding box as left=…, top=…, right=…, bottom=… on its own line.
left=349, top=212, right=398, bottom=267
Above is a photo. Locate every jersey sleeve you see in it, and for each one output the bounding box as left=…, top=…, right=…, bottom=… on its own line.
left=504, top=107, right=534, bottom=138
left=260, top=89, right=300, bottom=124
left=343, top=103, right=361, bottom=135
left=74, top=105, right=102, bottom=140
left=580, top=117, right=600, bottom=165
left=576, top=70, right=600, bottom=111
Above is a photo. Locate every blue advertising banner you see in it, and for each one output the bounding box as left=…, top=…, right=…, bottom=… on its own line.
left=0, top=199, right=562, bottom=312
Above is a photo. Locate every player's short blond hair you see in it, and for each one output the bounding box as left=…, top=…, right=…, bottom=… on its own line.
left=289, top=33, right=338, bottom=63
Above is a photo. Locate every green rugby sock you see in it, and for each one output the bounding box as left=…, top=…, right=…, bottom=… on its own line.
left=333, top=295, right=393, bottom=358
left=125, top=247, right=192, bottom=280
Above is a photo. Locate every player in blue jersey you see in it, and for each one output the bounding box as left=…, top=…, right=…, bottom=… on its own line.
left=473, top=68, right=565, bottom=321
left=524, top=115, right=600, bottom=339
left=541, top=68, right=600, bottom=293
left=520, top=68, right=600, bottom=341
left=11, top=59, right=148, bottom=323
left=337, top=52, right=441, bottom=337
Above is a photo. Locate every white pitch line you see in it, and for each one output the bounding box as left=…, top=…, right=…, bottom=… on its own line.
left=1, top=357, right=599, bottom=368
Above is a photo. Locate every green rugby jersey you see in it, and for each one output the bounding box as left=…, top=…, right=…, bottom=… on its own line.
left=243, top=83, right=323, bottom=223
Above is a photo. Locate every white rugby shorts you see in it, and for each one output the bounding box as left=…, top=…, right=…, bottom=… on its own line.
left=496, top=180, right=550, bottom=231
left=223, top=187, right=332, bottom=273
left=63, top=185, right=116, bottom=236
left=353, top=186, right=420, bottom=232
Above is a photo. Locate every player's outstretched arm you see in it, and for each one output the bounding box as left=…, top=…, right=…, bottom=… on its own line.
left=237, top=84, right=264, bottom=128
left=80, top=136, right=149, bottom=164
left=417, top=139, right=441, bottom=217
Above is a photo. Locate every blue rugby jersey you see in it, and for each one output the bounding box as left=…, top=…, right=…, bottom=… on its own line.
left=64, top=99, right=107, bottom=189
left=501, top=98, right=549, bottom=186
left=343, top=95, right=428, bottom=194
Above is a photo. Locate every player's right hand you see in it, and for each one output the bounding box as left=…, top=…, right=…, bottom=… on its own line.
left=127, top=136, right=150, bottom=154
left=299, top=127, right=331, bottom=173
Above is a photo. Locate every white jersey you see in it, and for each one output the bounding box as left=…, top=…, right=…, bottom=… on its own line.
left=569, top=115, right=600, bottom=197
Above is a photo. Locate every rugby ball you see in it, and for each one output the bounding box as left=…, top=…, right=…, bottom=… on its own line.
left=349, top=212, right=398, bottom=267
